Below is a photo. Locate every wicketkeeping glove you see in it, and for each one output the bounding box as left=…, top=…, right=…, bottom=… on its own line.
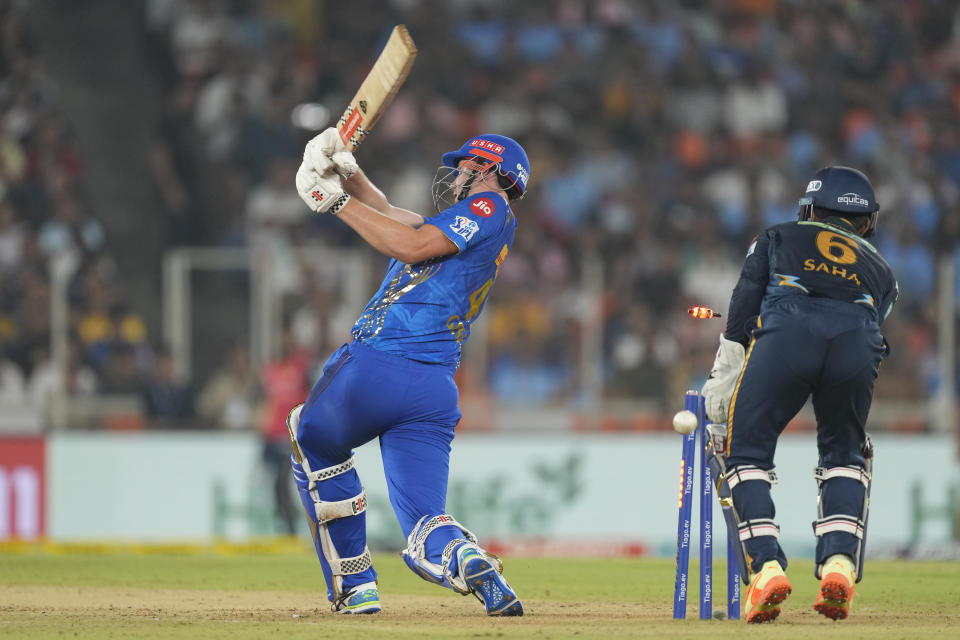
left=296, top=161, right=351, bottom=214
left=304, top=127, right=359, bottom=179
left=701, top=335, right=747, bottom=423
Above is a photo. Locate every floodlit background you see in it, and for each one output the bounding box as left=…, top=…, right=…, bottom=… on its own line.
left=0, top=0, right=957, bottom=558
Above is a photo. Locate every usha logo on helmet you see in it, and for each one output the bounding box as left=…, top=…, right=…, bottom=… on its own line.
left=837, top=192, right=869, bottom=208
left=468, top=139, right=505, bottom=155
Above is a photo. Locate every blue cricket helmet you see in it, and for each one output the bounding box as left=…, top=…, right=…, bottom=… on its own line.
left=798, top=166, right=880, bottom=237
left=441, top=134, right=530, bottom=198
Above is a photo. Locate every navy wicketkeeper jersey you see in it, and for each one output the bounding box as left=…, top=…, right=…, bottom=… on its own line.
left=350, top=192, right=516, bottom=367
left=724, top=217, right=899, bottom=345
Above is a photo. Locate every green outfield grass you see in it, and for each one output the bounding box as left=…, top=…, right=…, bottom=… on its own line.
left=1, top=546, right=958, bottom=639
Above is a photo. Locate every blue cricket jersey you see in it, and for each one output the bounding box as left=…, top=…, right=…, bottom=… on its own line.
left=351, top=191, right=516, bottom=368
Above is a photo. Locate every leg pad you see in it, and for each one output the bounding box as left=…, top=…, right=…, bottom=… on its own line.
left=402, top=514, right=478, bottom=594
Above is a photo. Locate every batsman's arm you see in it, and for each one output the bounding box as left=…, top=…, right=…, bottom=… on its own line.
left=344, top=169, right=425, bottom=228
left=335, top=198, right=457, bottom=264
left=724, top=231, right=771, bottom=345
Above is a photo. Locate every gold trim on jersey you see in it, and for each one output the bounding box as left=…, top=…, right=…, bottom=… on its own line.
left=726, top=315, right=761, bottom=456
left=352, top=261, right=442, bottom=340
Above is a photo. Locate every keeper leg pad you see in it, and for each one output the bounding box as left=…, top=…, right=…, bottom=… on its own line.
left=812, top=463, right=871, bottom=583
left=705, top=424, right=782, bottom=584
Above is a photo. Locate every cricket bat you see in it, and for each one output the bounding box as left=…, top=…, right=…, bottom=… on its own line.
left=337, top=25, right=418, bottom=151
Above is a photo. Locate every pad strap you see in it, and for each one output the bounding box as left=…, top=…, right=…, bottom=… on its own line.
left=307, top=456, right=355, bottom=488
left=727, top=465, right=778, bottom=490
left=738, top=518, right=780, bottom=541
left=442, top=538, right=469, bottom=564
left=813, top=514, right=865, bottom=539
left=442, top=538, right=473, bottom=594
left=814, top=465, right=870, bottom=489
left=315, top=490, right=367, bottom=524
left=329, top=546, right=373, bottom=576
left=412, top=515, right=478, bottom=549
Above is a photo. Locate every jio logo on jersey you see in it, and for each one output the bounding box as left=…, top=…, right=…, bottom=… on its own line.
left=469, top=197, right=495, bottom=218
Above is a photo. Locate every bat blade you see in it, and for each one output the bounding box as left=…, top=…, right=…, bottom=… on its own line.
left=338, top=25, right=417, bottom=151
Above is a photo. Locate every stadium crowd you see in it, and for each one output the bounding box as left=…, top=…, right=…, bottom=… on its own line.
left=2, top=0, right=958, bottom=431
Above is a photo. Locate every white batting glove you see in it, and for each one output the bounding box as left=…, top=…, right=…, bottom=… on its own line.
left=304, top=127, right=358, bottom=179
left=296, top=161, right=351, bottom=214
left=701, top=335, right=747, bottom=423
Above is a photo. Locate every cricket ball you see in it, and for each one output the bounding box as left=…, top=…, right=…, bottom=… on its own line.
left=672, top=410, right=698, bottom=435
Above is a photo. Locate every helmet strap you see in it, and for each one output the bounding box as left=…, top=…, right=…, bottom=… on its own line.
left=863, top=211, right=878, bottom=238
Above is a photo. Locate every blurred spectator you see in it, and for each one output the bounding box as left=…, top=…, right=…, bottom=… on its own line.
left=13, top=267, right=51, bottom=370
left=0, top=198, right=25, bottom=271
left=289, top=278, right=353, bottom=358
left=142, top=346, right=196, bottom=426
left=27, top=342, right=98, bottom=411
left=99, top=341, right=144, bottom=396
left=37, top=195, right=105, bottom=263
left=150, top=79, right=208, bottom=246
left=259, top=328, right=310, bottom=533
left=197, top=340, right=258, bottom=429
left=74, top=269, right=149, bottom=373
left=0, top=351, right=26, bottom=405
left=489, top=331, right=569, bottom=406
left=244, top=156, right=309, bottom=292
left=167, top=0, right=232, bottom=80
left=607, top=305, right=677, bottom=402
left=245, top=156, right=305, bottom=247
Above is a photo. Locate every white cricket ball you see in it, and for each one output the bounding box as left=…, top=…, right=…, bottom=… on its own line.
left=672, top=410, right=698, bottom=434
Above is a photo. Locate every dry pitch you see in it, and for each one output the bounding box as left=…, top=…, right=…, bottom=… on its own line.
left=1, top=545, right=958, bottom=639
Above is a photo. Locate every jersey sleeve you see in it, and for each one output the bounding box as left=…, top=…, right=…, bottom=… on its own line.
left=724, top=229, right=772, bottom=345
left=424, top=193, right=509, bottom=253
left=879, top=276, right=899, bottom=323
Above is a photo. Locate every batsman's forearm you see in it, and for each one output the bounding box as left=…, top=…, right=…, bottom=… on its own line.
left=336, top=199, right=428, bottom=263
left=344, top=170, right=424, bottom=227
left=382, top=206, right=425, bottom=228
left=344, top=170, right=389, bottom=210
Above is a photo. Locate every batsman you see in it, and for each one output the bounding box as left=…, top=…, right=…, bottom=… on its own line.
left=286, top=128, right=530, bottom=615
left=701, top=167, right=898, bottom=623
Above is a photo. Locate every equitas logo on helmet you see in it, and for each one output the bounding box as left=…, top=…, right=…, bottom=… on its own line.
left=837, top=193, right=869, bottom=208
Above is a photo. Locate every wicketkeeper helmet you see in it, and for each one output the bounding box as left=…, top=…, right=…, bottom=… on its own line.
left=798, top=166, right=880, bottom=238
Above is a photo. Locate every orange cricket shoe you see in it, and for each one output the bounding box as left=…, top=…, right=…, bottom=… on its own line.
left=744, top=560, right=792, bottom=623
left=814, top=554, right=857, bottom=620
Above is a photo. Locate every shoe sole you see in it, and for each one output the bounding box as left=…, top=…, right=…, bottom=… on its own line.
left=462, top=556, right=524, bottom=616
left=814, top=573, right=853, bottom=620
left=746, top=576, right=792, bottom=624
left=336, top=589, right=382, bottom=615
left=338, top=604, right=381, bottom=614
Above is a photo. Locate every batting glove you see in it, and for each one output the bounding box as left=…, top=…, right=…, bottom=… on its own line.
left=304, top=127, right=358, bottom=179
left=296, top=161, right=351, bottom=214
left=701, top=335, right=746, bottom=423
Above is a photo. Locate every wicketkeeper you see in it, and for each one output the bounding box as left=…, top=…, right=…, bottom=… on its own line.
left=286, top=129, right=530, bottom=615
left=702, top=166, right=898, bottom=623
